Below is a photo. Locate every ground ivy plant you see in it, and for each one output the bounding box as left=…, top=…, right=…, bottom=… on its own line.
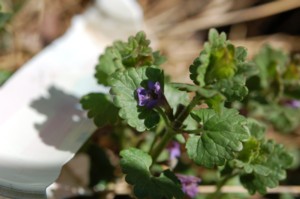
left=80, top=29, right=293, bottom=199
left=243, top=45, right=300, bottom=134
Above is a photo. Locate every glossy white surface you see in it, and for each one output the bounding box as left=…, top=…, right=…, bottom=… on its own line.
left=0, top=0, right=143, bottom=198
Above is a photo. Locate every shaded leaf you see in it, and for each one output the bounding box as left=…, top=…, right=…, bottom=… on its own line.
left=87, top=144, right=115, bottom=187
left=120, top=148, right=184, bottom=199
left=80, top=93, right=119, bottom=127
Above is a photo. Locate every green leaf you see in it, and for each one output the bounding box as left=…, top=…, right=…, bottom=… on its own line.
left=225, top=119, right=292, bottom=195
left=250, top=102, right=300, bottom=133
left=254, top=45, right=288, bottom=89
left=170, top=82, right=199, bottom=93
left=236, top=137, right=260, bottom=164
left=267, top=105, right=300, bottom=133
left=95, top=47, right=124, bottom=85
left=95, top=31, right=164, bottom=86
left=189, top=29, right=249, bottom=101
left=250, top=45, right=289, bottom=101
left=190, top=30, right=226, bottom=86
left=153, top=51, right=167, bottom=66
left=0, top=70, right=12, bottom=86
left=164, top=84, right=190, bottom=113
left=235, top=47, right=259, bottom=78
left=186, top=108, right=250, bottom=168
left=212, top=75, right=248, bottom=101
left=232, top=137, right=271, bottom=176
left=170, top=83, right=222, bottom=98
left=205, top=92, right=225, bottom=113
left=120, top=148, right=184, bottom=199
left=169, top=83, right=225, bottom=113
left=182, top=114, right=199, bottom=131
left=109, top=66, right=163, bottom=132
left=80, top=93, right=119, bottom=127
left=246, top=119, right=266, bottom=140
left=239, top=62, right=259, bottom=79
left=205, top=44, right=236, bottom=83
left=240, top=140, right=293, bottom=194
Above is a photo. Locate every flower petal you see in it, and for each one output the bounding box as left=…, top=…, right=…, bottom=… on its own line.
left=176, top=174, right=201, bottom=198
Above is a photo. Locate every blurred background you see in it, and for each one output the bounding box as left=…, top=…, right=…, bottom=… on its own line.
left=0, top=0, right=300, bottom=199
left=1, top=0, right=300, bottom=82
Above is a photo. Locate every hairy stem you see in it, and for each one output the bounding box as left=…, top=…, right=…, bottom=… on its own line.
left=149, top=123, right=164, bottom=154
left=149, top=107, right=176, bottom=165
left=150, top=130, right=174, bottom=164
left=155, top=107, right=176, bottom=133
left=162, top=95, right=175, bottom=121
left=173, top=94, right=201, bottom=129
left=150, top=94, right=201, bottom=165
left=211, top=172, right=239, bottom=199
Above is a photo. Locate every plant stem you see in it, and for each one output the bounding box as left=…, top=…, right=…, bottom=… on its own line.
left=184, top=128, right=203, bottom=135
left=155, top=107, right=175, bottom=133
left=149, top=132, right=160, bottom=155
left=173, top=94, right=201, bottom=129
left=211, top=172, right=239, bottom=199
left=149, top=124, right=164, bottom=154
left=150, top=130, right=174, bottom=164
left=149, top=107, right=175, bottom=165
left=150, top=94, right=201, bottom=165
left=162, top=95, right=175, bottom=121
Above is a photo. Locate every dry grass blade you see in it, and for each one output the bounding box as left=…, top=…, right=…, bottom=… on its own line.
left=166, top=0, right=300, bottom=36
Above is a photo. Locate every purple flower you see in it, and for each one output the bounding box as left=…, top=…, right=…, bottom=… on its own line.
left=136, top=81, right=163, bottom=108
left=167, top=141, right=181, bottom=160
left=285, top=100, right=300, bottom=108
left=176, top=174, right=201, bottom=198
